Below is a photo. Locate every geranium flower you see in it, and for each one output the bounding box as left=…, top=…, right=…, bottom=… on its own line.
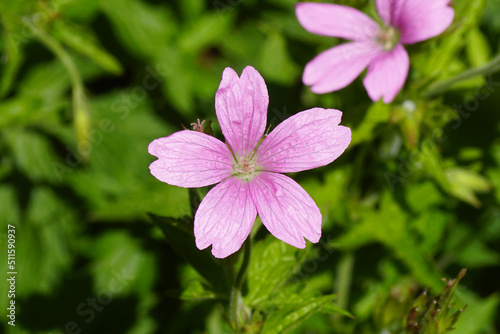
left=296, top=0, right=454, bottom=103
left=149, top=66, right=351, bottom=258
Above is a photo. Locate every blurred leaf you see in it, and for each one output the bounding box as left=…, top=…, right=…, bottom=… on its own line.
left=87, top=230, right=156, bottom=295
left=167, top=280, right=217, bottom=301
left=452, top=293, right=500, bottom=334
left=3, top=128, right=62, bottom=183
left=421, top=140, right=451, bottom=193
left=0, top=33, right=24, bottom=97
left=100, top=0, right=176, bottom=59
left=411, top=210, right=448, bottom=254
left=150, top=214, right=228, bottom=294
left=65, top=90, right=190, bottom=219
left=178, top=12, right=234, bottom=54
left=455, top=238, right=500, bottom=268
left=406, top=181, right=443, bottom=212
left=466, top=27, right=491, bottom=68
left=416, top=0, right=487, bottom=80
left=351, top=100, right=392, bottom=146
left=52, top=20, right=123, bottom=74
left=446, top=168, right=491, bottom=207
left=259, top=30, right=300, bottom=85
left=336, top=192, right=443, bottom=292
left=19, top=187, right=80, bottom=295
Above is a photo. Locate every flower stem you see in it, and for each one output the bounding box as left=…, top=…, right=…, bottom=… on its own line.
left=424, top=52, right=500, bottom=97
left=228, top=238, right=251, bottom=332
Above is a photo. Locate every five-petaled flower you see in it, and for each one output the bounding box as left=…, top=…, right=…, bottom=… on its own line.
left=148, top=66, right=351, bottom=258
left=296, top=0, right=454, bottom=103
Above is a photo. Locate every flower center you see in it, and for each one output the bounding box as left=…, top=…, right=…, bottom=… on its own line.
left=377, top=26, right=400, bottom=51
left=233, top=154, right=259, bottom=182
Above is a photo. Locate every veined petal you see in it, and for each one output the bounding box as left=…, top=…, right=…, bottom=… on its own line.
left=149, top=130, right=233, bottom=188
left=249, top=172, right=322, bottom=248
left=397, top=0, right=454, bottom=44
left=303, top=42, right=383, bottom=94
left=296, top=2, right=379, bottom=41
left=256, top=108, right=351, bottom=173
left=215, top=66, right=269, bottom=157
left=194, top=177, right=257, bottom=258
left=376, top=0, right=404, bottom=27
left=363, top=44, right=409, bottom=103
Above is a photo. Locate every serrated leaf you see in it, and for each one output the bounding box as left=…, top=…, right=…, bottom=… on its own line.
left=246, top=237, right=304, bottom=307
left=260, top=295, right=343, bottom=334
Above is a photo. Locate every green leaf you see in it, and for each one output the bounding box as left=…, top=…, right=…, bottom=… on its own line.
left=3, top=128, right=62, bottom=183
left=178, top=12, right=234, bottom=54
left=452, top=293, right=499, bottom=334
left=52, top=20, right=123, bottom=75
left=259, top=30, right=300, bottom=85
left=245, top=236, right=304, bottom=307
left=406, top=181, right=443, bottom=212
left=167, top=280, right=217, bottom=301
left=260, top=295, right=343, bottom=334
left=446, top=168, right=491, bottom=207
left=0, top=33, right=24, bottom=97
left=100, top=0, right=176, bottom=59
left=351, top=100, right=392, bottom=146
left=466, top=27, right=491, bottom=68
left=87, top=230, right=156, bottom=295
left=149, top=214, right=228, bottom=293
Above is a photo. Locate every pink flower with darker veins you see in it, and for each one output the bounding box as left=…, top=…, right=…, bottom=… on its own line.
left=149, top=66, right=351, bottom=258
left=296, top=0, right=454, bottom=103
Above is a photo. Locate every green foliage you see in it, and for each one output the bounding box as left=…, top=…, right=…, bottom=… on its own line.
left=1, top=0, right=500, bottom=333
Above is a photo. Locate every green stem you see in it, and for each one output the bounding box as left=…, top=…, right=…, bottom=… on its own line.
left=228, top=239, right=251, bottom=333
left=424, top=53, right=500, bottom=97
left=333, top=252, right=355, bottom=324
left=23, top=18, right=83, bottom=91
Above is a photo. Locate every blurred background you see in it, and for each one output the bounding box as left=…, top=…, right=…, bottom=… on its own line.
left=1, top=0, right=500, bottom=333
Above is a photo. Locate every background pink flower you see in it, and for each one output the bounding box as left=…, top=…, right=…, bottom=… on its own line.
left=296, top=0, right=454, bottom=103
left=149, top=66, right=351, bottom=258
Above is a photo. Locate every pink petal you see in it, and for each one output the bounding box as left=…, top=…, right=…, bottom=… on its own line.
left=363, top=44, right=409, bottom=103
left=376, top=0, right=404, bottom=27
left=194, top=177, right=257, bottom=258
left=256, top=108, right=351, bottom=173
left=249, top=172, right=322, bottom=248
left=296, top=2, right=379, bottom=41
left=397, top=0, right=454, bottom=44
left=149, top=130, right=233, bottom=188
left=215, top=66, right=269, bottom=157
left=303, top=42, right=383, bottom=94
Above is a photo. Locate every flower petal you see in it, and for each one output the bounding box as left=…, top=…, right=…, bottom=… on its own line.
left=296, top=2, right=379, bottom=41
left=397, top=0, right=454, bottom=44
left=215, top=66, right=269, bottom=157
left=249, top=172, right=322, bottom=248
left=256, top=108, right=351, bottom=173
left=363, top=44, right=409, bottom=103
left=303, top=42, right=382, bottom=94
left=194, top=177, right=257, bottom=258
left=376, top=0, right=404, bottom=27
left=149, top=130, right=233, bottom=188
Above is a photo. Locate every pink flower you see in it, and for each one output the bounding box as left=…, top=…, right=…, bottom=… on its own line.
left=149, top=66, right=351, bottom=258
left=296, top=0, right=454, bottom=103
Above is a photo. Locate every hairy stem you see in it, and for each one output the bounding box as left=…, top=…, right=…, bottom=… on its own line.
left=425, top=53, right=500, bottom=97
